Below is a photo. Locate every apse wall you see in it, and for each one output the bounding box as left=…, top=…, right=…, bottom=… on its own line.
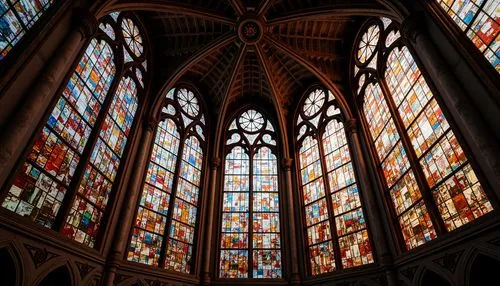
left=0, top=1, right=499, bottom=286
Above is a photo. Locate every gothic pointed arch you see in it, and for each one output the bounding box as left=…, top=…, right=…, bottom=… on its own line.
left=38, top=264, right=73, bottom=286
left=295, top=85, right=374, bottom=276
left=127, top=85, right=207, bottom=274
left=218, top=106, right=283, bottom=279
left=0, top=246, right=20, bottom=285
left=0, top=12, right=149, bottom=248
left=468, top=253, right=500, bottom=286
left=353, top=17, right=494, bottom=251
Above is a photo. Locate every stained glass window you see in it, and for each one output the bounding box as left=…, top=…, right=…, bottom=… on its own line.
left=0, top=0, right=54, bottom=60
left=354, top=18, right=493, bottom=251
left=127, top=87, right=206, bottom=274
left=219, top=109, right=282, bottom=279
left=363, top=82, right=436, bottom=249
left=62, top=76, right=139, bottom=247
left=385, top=45, right=493, bottom=231
left=296, top=88, right=373, bottom=275
left=1, top=14, right=148, bottom=247
left=436, top=0, right=499, bottom=72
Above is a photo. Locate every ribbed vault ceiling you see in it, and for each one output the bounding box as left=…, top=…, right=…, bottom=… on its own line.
left=105, top=0, right=392, bottom=117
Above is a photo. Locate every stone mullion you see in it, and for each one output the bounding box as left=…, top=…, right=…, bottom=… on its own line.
left=103, top=118, right=156, bottom=285
left=282, top=158, right=301, bottom=284
left=378, top=76, right=447, bottom=236
left=248, top=146, right=254, bottom=278
left=345, top=119, right=397, bottom=285
left=316, top=132, right=343, bottom=270
left=0, top=9, right=98, bottom=190
left=159, top=126, right=187, bottom=269
left=53, top=47, right=126, bottom=232
left=201, top=158, right=221, bottom=284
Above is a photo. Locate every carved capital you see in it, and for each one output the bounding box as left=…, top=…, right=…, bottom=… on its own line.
left=211, top=157, right=221, bottom=169
left=345, top=119, right=357, bottom=133
left=401, top=13, right=425, bottom=43
left=142, top=117, right=157, bottom=132
left=282, top=158, right=293, bottom=170
left=73, top=8, right=99, bottom=39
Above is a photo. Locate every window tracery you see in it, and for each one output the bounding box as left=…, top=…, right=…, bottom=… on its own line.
left=1, top=13, right=147, bottom=248
left=295, top=87, right=374, bottom=275
left=121, top=17, right=144, bottom=58
left=353, top=17, right=493, bottom=250
left=127, top=87, right=206, bottom=274
left=219, top=108, right=282, bottom=279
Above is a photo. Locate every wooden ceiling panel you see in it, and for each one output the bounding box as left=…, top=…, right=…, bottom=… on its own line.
left=138, top=0, right=385, bottom=114
left=227, top=51, right=272, bottom=106
left=262, top=43, right=315, bottom=114
left=265, top=0, right=384, bottom=20
left=152, top=12, right=235, bottom=57
left=267, top=19, right=350, bottom=63
left=183, top=42, right=240, bottom=106
left=170, top=0, right=236, bottom=18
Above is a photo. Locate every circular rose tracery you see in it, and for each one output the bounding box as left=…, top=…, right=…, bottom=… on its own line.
left=239, top=109, right=264, bottom=132
left=303, top=89, right=326, bottom=117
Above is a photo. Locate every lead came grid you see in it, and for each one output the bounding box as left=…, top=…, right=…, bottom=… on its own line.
left=2, top=38, right=115, bottom=229
left=385, top=46, right=493, bottom=232
left=128, top=119, right=180, bottom=266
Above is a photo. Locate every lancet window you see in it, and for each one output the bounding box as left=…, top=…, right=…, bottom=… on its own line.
left=353, top=17, right=493, bottom=250
left=296, top=87, right=374, bottom=275
left=218, top=109, right=283, bottom=279
left=1, top=13, right=147, bottom=248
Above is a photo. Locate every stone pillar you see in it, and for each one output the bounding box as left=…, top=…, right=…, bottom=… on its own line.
left=345, top=119, right=396, bottom=286
left=401, top=14, right=500, bottom=199
left=0, top=9, right=98, bottom=187
left=201, top=158, right=220, bottom=285
left=103, top=120, right=155, bottom=286
left=283, top=158, right=301, bottom=284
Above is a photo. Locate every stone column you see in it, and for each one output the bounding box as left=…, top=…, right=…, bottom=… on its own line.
left=401, top=14, right=500, bottom=199
left=345, top=119, right=396, bottom=286
left=103, top=120, right=156, bottom=286
left=0, top=9, right=98, bottom=187
left=201, top=158, right=220, bottom=285
left=283, top=158, right=301, bottom=284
